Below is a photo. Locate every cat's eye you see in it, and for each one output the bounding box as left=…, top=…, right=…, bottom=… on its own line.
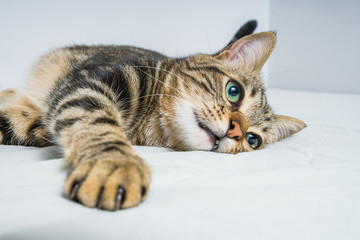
left=246, top=133, right=261, bottom=149
left=225, top=81, right=241, bottom=103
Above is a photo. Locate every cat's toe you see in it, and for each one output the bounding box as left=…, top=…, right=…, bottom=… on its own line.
left=64, top=161, right=93, bottom=201
left=76, top=160, right=118, bottom=208
left=98, top=162, right=147, bottom=210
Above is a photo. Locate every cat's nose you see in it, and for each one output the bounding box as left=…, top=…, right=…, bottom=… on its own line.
left=226, top=119, right=243, bottom=140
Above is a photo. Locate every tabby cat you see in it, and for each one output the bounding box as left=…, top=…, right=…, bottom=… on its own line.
left=0, top=20, right=305, bottom=210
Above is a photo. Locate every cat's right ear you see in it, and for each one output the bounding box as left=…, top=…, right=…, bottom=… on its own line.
left=216, top=32, right=276, bottom=74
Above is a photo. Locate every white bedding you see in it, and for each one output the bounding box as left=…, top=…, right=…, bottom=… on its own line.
left=1, top=88, right=360, bottom=240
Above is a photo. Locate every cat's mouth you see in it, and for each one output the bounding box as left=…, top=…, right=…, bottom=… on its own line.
left=197, top=121, right=220, bottom=151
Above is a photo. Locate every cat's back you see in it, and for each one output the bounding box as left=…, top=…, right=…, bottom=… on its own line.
left=66, top=45, right=168, bottom=66
left=26, top=44, right=167, bottom=102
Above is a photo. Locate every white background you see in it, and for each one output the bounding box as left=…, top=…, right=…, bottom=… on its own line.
left=0, top=0, right=269, bottom=90
left=1, top=0, right=359, bottom=94
left=269, top=0, right=360, bottom=94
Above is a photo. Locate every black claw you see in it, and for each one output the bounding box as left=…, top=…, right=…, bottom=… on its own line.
left=96, top=186, right=105, bottom=209
left=115, top=187, right=126, bottom=210
left=141, top=186, right=147, bottom=198
left=69, top=181, right=81, bottom=202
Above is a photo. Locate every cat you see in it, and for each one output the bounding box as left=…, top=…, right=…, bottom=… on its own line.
left=0, top=20, right=305, bottom=210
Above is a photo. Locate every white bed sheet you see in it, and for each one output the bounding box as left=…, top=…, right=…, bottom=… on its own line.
left=1, top=89, right=360, bottom=240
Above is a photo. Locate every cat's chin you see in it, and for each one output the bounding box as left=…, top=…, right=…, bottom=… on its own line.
left=174, top=100, right=234, bottom=152
left=197, top=122, right=220, bottom=150
left=184, top=117, right=232, bottom=152
left=213, top=138, right=236, bottom=153
left=183, top=127, right=218, bottom=152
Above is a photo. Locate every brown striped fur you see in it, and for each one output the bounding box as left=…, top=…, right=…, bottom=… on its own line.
left=0, top=22, right=305, bottom=210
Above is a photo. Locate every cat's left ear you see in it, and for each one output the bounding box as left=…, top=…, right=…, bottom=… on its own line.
left=268, top=115, right=306, bottom=143
left=216, top=32, right=276, bottom=74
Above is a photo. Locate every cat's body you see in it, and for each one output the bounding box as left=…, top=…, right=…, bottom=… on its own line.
left=0, top=21, right=305, bottom=210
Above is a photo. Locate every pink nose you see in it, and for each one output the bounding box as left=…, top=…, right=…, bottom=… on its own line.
left=226, top=120, right=242, bottom=140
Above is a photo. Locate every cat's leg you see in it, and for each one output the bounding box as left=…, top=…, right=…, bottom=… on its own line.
left=0, top=89, right=52, bottom=146
left=48, top=83, right=151, bottom=210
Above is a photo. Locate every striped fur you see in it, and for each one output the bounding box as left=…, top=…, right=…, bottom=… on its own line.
left=0, top=22, right=305, bottom=210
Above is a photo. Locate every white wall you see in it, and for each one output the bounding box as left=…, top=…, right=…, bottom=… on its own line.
left=269, top=0, right=360, bottom=94
left=0, top=0, right=270, bottom=90
left=2, top=1, right=359, bottom=94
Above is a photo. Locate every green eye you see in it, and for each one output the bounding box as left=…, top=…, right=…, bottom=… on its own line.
left=246, top=133, right=260, bottom=149
left=226, top=82, right=241, bottom=103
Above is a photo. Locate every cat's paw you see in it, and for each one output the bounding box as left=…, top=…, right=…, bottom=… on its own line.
left=64, top=155, right=151, bottom=210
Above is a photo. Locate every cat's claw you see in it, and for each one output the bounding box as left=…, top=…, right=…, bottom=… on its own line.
left=96, top=186, right=105, bottom=209
left=69, top=181, right=81, bottom=201
left=115, top=187, right=126, bottom=210
left=141, top=186, right=147, bottom=197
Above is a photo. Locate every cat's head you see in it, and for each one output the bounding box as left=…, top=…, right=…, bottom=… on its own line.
left=160, top=32, right=305, bottom=153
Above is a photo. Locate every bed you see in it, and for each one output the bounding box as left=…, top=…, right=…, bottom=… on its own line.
left=1, top=88, right=359, bottom=240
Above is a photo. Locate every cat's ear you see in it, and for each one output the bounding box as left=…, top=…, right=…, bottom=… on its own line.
left=216, top=32, right=276, bottom=74
left=268, top=115, right=306, bottom=143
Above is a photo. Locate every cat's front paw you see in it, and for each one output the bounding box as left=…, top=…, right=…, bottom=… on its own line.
left=64, top=155, right=151, bottom=210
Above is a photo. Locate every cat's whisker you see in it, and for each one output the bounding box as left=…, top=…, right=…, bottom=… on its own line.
left=129, top=65, right=183, bottom=95
left=261, top=69, right=291, bottom=87
left=124, top=93, right=180, bottom=103
left=129, top=63, right=214, bottom=102
left=130, top=63, right=201, bottom=98
left=170, top=60, right=206, bottom=97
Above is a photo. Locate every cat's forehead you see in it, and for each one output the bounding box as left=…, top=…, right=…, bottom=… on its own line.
left=187, top=54, right=262, bottom=85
